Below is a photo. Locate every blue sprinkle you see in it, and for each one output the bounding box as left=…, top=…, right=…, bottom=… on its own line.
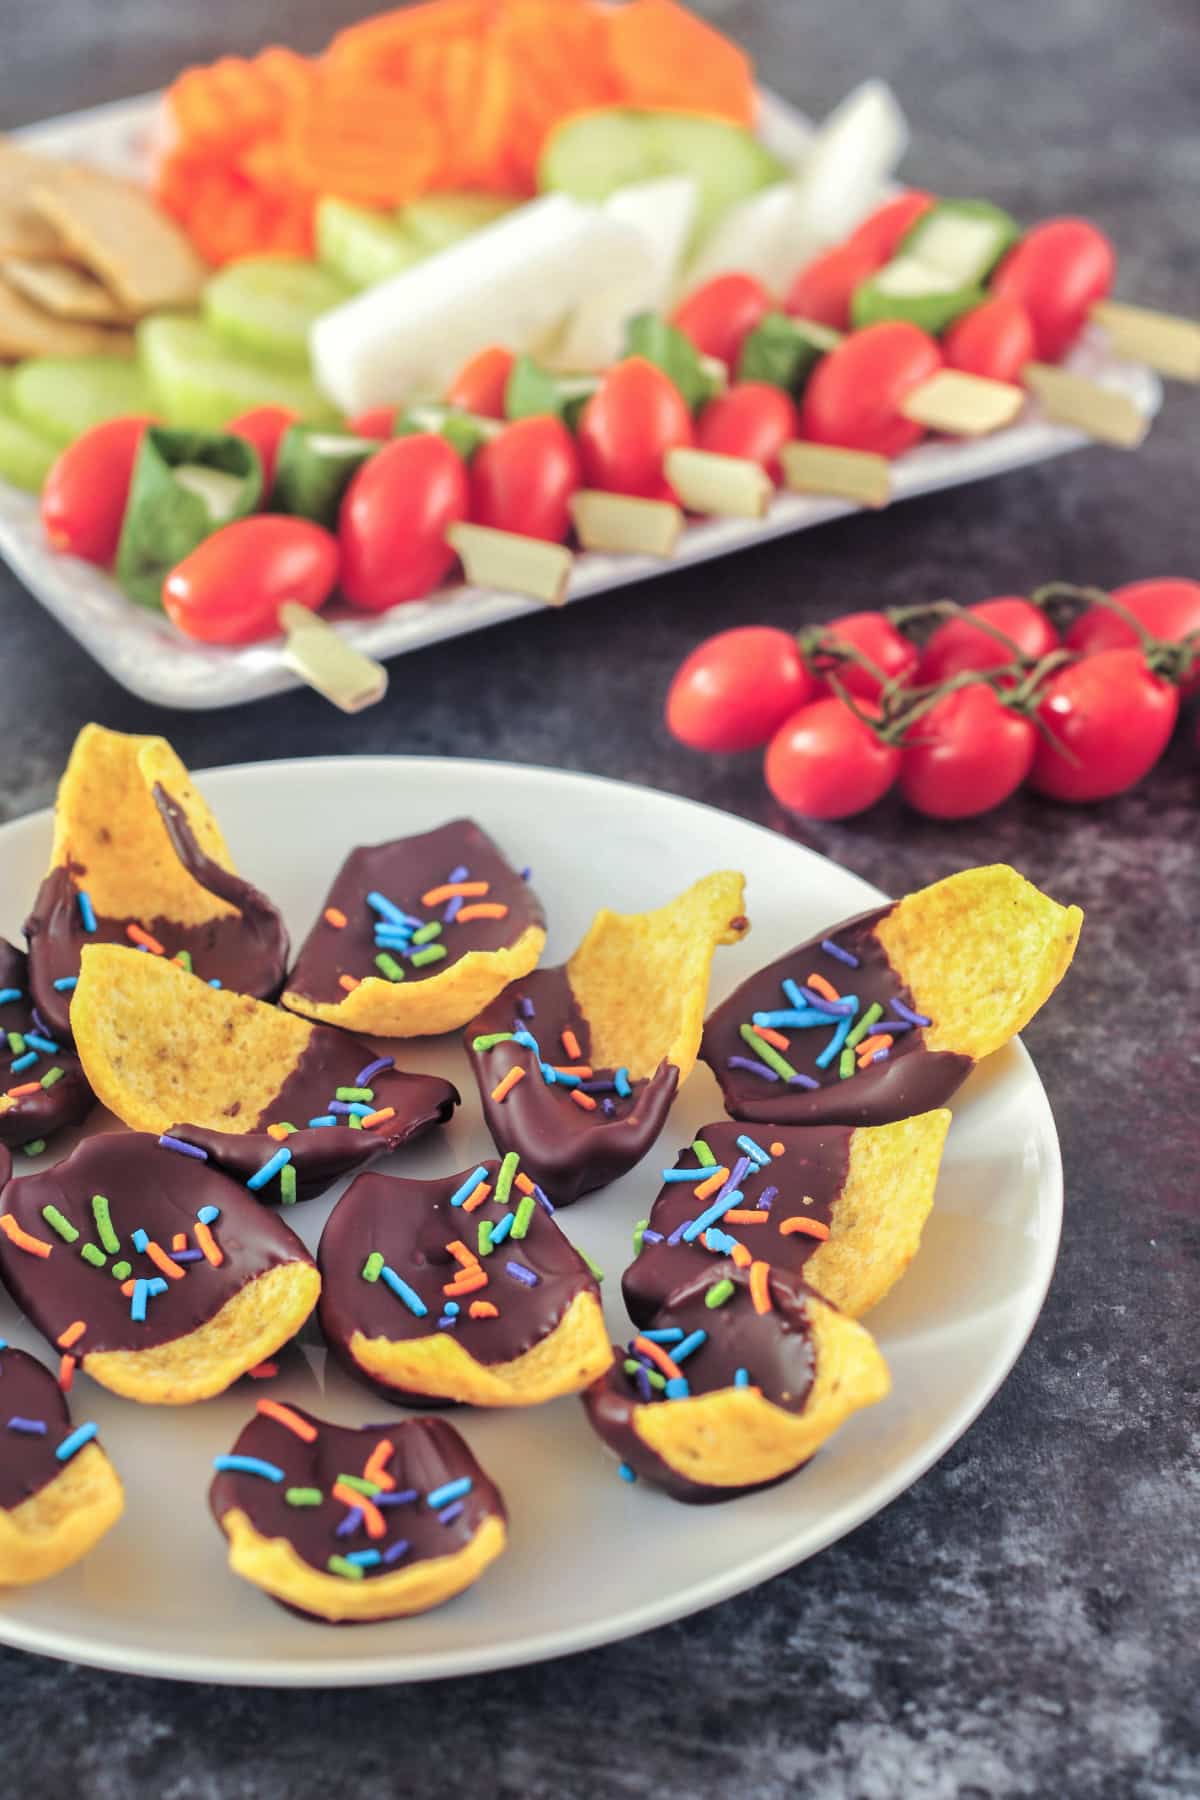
left=734, top=1368, right=751, bottom=1388
left=618, top=1462, right=637, bottom=1483
left=22, top=1033, right=59, bottom=1054
left=196, top=1205, right=220, bottom=1226
left=665, top=1377, right=690, bottom=1399
left=345, top=1549, right=382, bottom=1567
left=207, top=979, right=222, bottom=990
left=130, top=1279, right=150, bottom=1323
left=380, top=1266, right=428, bottom=1317
left=307, top=1116, right=338, bottom=1128
left=131, top=1228, right=150, bottom=1253
left=702, top=1227, right=740, bottom=1256
left=673, top=1329, right=708, bottom=1363
left=490, top=1213, right=514, bottom=1247
left=426, top=1476, right=472, bottom=1509
left=355, top=1056, right=395, bottom=1086
left=444, top=1301, right=460, bottom=1317
left=614, top=1067, right=631, bottom=1098
left=55, top=1422, right=98, bottom=1462
left=682, top=1189, right=744, bottom=1244
left=212, top=1454, right=285, bottom=1482
left=660, top=1168, right=706, bottom=1183
left=52, top=977, right=78, bottom=994
left=437, top=1501, right=465, bottom=1525
left=383, top=1538, right=411, bottom=1564
left=366, top=891, right=420, bottom=928
left=77, top=891, right=97, bottom=933
left=10, top=1051, right=37, bottom=1073
left=753, top=1007, right=831, bottom=1029
left=642, top=1328, right=685, bottom=1344
left=7, top=1416, right=47, bottom=1434
left=0, top=989, right=23, bottom=1006
left=512, top=1028, right=540, bottom=1053
left=736, top=1135, right=771, bottom=1166
left=247, top=1147, right=292, bottom=1191
left=146, top=1277, right=168, bottom=1297
left=821, top=937, right=860, bottom=967
left=815, top=1003, right=858, bottom=1070
left=159, top=1134, right=208, bottom=1161
left=449, top=1165, right=489, bottom=1208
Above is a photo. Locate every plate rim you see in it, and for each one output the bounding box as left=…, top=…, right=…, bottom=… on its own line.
left=0, top=754, right=1064, bottom=1685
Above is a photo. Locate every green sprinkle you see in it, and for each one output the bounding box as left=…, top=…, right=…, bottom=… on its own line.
left=410, top=944, right=447, bottom=968
left=327, top=1555, right=364, bottom=1581
left=845, top=1002, right=883, bottom=1051
left=336, top=1473, right=382, bottom=1498
left=511, top=1195, right=535, bottom=1240
left=7, top=1031, right=25, bottom=1054
left=738, top=1023, right=799, bottom=1082
left=41, top=1204, right=78, bottom=1243
left=40, top=1066, right=64, bottom=1089
left=838, top=1047, right=856, bottom=1079
left=375, top=953, right=406, bottom=982
left=362, top=1251, right=384, bottom=1283
left=472, top=1032, right=514, bottom=1052
left=624, top=1359, right=666, bottom=1391
left=22, top=1140, right=46, bottom=1157
left=270, top=1121, right=298, bottom=1137
left=80, top=1244, right=107, bottom=1269
left=92, top=1194, right=120, bottom=1254
left=173, top=950, right=193, bottom=973
left=412, top=921, right=442, bottom=945
left=478, top=1220, right=494, bottom=1257
left=580, top=1249, right=605, bottom=1284
left=349, top=1114, right=363, bottom=1129
left=285, top=1487, right=323, bottom=1507
left=335, top=1087, right=373, bottom=1103
left=705, top=1278, right=735, bottom=1309
left=691, top=1139, right=716, bottom=1167
left=279, top=1163, right=297, bottom=1206
left=632, top=1218, right=649, bottom=1255
left=494, top=1150, right=520, bottom=1206
left=111, top=1260, right=132, bottom=1281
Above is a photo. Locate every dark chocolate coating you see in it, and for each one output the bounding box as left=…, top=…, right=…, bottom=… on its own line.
left=622, top=1120, right=851, bottom=1328
left=167, top=1028, right=458, bottom=1205
left=465, top=965, right=679, bottom=1205
left=26, top=783, right=289, bottom=1042
left=0, top=1345, right=95, bottom=1512
left=0, top=1132, right=316, bottom=1358
left=209, top=1407, right=505, bottom=1618
left=701, top=906, right=972, bottom=1126
left=285, top=819, right=544, bottom=1003
left=584, top=1262, right=820, bottom=1504
left=0, top=939, right=94, bottom=1151
left=317, top=1164, right=601, bottom=1401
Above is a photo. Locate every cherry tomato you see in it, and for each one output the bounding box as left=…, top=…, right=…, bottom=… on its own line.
left=1064, top=578, right=1200, bottom=697
left=917, top=597, right=1059, bottom=684
left=943, top=296, right=1036, bottom=385
left=225, top=405, right=298, bottom=493
left=991, top=218, right=1116, bottom=362
left=766, top=696, right=899, bottom=819
left=470, top=416, right=581, bottom=542
left=40, top=415, right=153, bottom=565
left=445, top=345, right=516, bottom=419
left=811, top=610, right=919, bottom=701
left=1030, top=647, right=1178, bottom=802
left=785, top=241, right=879, bottom=331
left=846, top=191, right=936, bottom=265
left=801, top=322, right=942, bottom=458
left=339, top=433, right=469, bottom=611
left=695, top=383, right=799, bottom=480
left=671, top=273, right=773, bottom=369
left=345, top=405, right=397, bottom=440
left=666, top=626, right=815, bottom=753
left=162, top=516, right=338, bottom=645
left=576, top=357, right=694, bottom=502
left=900, top=685, right=1036, bottom=819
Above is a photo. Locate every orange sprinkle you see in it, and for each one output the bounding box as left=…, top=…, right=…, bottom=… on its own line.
left=361, top=1107, right=396, bottom=1129
left=749, top=1259, right=773, bottom=1313
left=806, top=971, right=841, bottom=1003
left=779, top=1216, right=831, bottom=1240
left=324, top=907, right=348, bottom=928
left=755, top=1026, right=791, bottom=1052
left=769, top=1142, right=785, bottom=1157
left=145, top=1240, right=186, bottom=1281
left=561, top=1028, right=582, bottom=1061
left=248, top=1362, right=278, bottom=1380
left=362, top=1438, right=395, bottom=1490
left=421, top=880, right=489, bottom=906
left=553, top=1065, right=593, bottom=1078
left=569, top=1088, right=598, bottom=1111
left=0, top=1214, right=51, bottom=1258
left=455, top=902, right=509, bottom=923
left=730, top=1242, right=752, bottom=1268
left=57, top=1320, right=86, bottom=1349
left=127, top=923, right=165, bottom=954
left=854, top=1033, right=894, bottom=1060
left=514, top=1173, right=536, bottom=1196
left=461, top=1180, right=493, bottom=1213
left=256, top=1398, right=318, bottom=1441
left=171, top=1232, right=188, bottom=1252
left=339, top=974, right=361, bottom=992
left=194, top=1221, right=224, bottom=1267
left=632, top=1336, right=684, bottom=1383
left=446, top=1239, right=480, bottom=1271
left=333, top=1481, right=387, bottom=1540
left=469, top=1300, right=499, bottom=1319
left=6, top=1082, right=42, bottom=1099
left=58, top=1354, right=76, bottom=1392
left=490, top=1066, right=525, bottom=1103
left=693, top=1166, right=730, bottom=1201
left=444, top=1269, right=489, bottom=1297
left=120, top=1280, right=136, bottom=1297
left=722, top=1210, right=769, bottom=1225
left=267, top=1123, right=292, bottom=1142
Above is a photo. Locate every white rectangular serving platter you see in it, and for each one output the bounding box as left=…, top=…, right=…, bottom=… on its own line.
left=4, top=89, right=1161, bottom=710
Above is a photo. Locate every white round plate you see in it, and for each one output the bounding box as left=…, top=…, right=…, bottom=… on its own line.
left=0, top=757, right=1062, bottom=1685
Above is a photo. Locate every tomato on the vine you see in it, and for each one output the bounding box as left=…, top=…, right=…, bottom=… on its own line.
left=991, top=219, right=1116, bottom=362
left=445, top=345, right=515, bottom=419
left=576, top=357, right=693, bottom=502
left=810, top=610, right=918, bottom=701
left=470, top=415, right=581, bottom=542
left=801, top=322, right=942, bottom=458
left=1029, top=647, right=1178, bottom=801
left=40, top=414, right=154, bottom=566
left=671, top=273, right=773, bottom=369
left=846, top=191, right=935, bottom=265
left=900, top=685, right=1037, bottom=819
left=917, top=597, right=1059, bottom=683
left=339, top=433, right=469, bottom=611
left=225, top=405, right=298, bottom=492
left=785, top=241, right=878, bottom=331
left=162, top=516, right=338, bottom=644
left=765, top=697, right=899, bottom=819
left=695, top=383, right=799, bottom=480
left=1064, top=578, right=1200, bottom=697
left=666, top=626, right=815, bottom=753
left=943, top=296, right=1036, bottom=386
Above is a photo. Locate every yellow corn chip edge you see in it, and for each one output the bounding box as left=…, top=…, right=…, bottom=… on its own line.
left=0, top=1443, right=124, bottom=1586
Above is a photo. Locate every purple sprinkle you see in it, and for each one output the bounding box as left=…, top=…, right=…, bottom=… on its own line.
left=891, top=998, right=932, bottom=1028
left=519, top=997, right=535, bottom=1019
left=820, top=938, right=860, bottom=968
left=797, top=986, right=856, bottom=1017
left=329, top=1101, right=360, bottom=1115
left=641, top=1228, right=664, bottom=1245
left=756, top=1185, right=778, bottom=1212
left=335, top=1507, right=364, bottom=1538
left=171, top=1249, right=204, bottom=1263
left=870, top=1047, right=890, bottom=1063
left=716, top=1155, right=752, bottom=1204
left=579, top=1079, right=617, bottom=1094
left=667, top=1219, right=692, bottom=1246
left=878, top=1018, right=915, bottom=1035
left=788, top=1073, right=821, bottom=1090
left=377, top=1489, right=418, bottom=1507
left=728, top=1056, right=779, bottom=1081
left=355, top=1056, right=394, bottom=1086
left=533, top=1184, right=555, bottom=1215
left=635, top=1366, right=652, bottom=1402
left=383, top=1538, right=411, bottom=1565
left=7, top=1416, right=47, bottom=1434
left=506, top=1260, right=539, bottom=1286
left=438, top=1501, right=465, bottom=1525
left=519, top=866, right=532, bottom=881
left=158, top=1134, right=208, bottom=1161
left=437, top=1314, right=459, bottom=1330
left=602, top=1097, right=616, bottom=1116
left=443, top=895, right=464, bottom=924
left=32, top=1008, right=51, bottom=1035
left=447, top=865, right=469, bottom=883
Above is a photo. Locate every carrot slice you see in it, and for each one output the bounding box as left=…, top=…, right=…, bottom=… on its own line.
left=605, top=0, right=756, bottom=125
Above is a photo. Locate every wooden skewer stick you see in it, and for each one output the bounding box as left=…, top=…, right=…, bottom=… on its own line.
left=779, top=443, right=892, bottom=509
left=446, top=521, right=573, bottom=606
left=279, top=606, right=388, bottom=713
left=664, top=447, right=773, bottom=520
left=569, top=490, right=684, bottom=558
left=1020, top=363, right=1148, bottom=449
left=1090, top=300, right=1200, bottom=383
left=898, top=369, right=1025, bottom=437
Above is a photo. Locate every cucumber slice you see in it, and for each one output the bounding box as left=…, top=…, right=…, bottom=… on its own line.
left=402, top=193, right=519, bottom=253
left=11, top=356, right=152, bottom=448
left=852, top=258, right=985, bottom=336
left=203, top=257, right=352, bottom=365
left=0, top=410, right=58, bottom=492
left=737, top=313, right=840, bottom=391
left=139, top=316, right=336, bottom=434
left=316, top=199, right=424, bottom=290
left=899, top=199, right=1019, bottom=286
left=539, top=109, right=785, bottom=244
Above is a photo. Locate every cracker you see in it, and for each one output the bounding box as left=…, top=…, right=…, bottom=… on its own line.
left=0, top=141, right=64, bottom=261
left=31, top=165, right=207, bottom=314
left=0, top=273, right=134, bottom=359
left=3, top=255, right=135, bottom=324
left=0, top=1443, right=124, bottom=1586
left=349, top=1289, right=613, bottom=1407
left=874, top=864, right=1083, bottom=1060
left=219, top=1508, right=507, bottom=1624
left=568, top=871, right=749, bottom=1081
left=634, top=1292, right=889, bottom=1489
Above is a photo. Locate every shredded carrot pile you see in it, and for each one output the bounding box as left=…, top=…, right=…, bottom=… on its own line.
left=152, top=0, right=756, bottom=264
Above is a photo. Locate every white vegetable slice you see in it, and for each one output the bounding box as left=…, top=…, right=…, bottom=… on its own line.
left=791, top=79, right=909, bottom=246
left=681, top=181, right=820, bottom=299
left=172, top=464, right=245, bottom=524
left=550, top=176, right=698, bottom=371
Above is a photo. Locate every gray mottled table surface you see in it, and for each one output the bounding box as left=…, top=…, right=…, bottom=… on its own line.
left=2, top=2, right=1197, bottom=1794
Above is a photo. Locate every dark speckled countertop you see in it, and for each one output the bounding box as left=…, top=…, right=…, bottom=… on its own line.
left=2, top=1, right=1197, bottom=1793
